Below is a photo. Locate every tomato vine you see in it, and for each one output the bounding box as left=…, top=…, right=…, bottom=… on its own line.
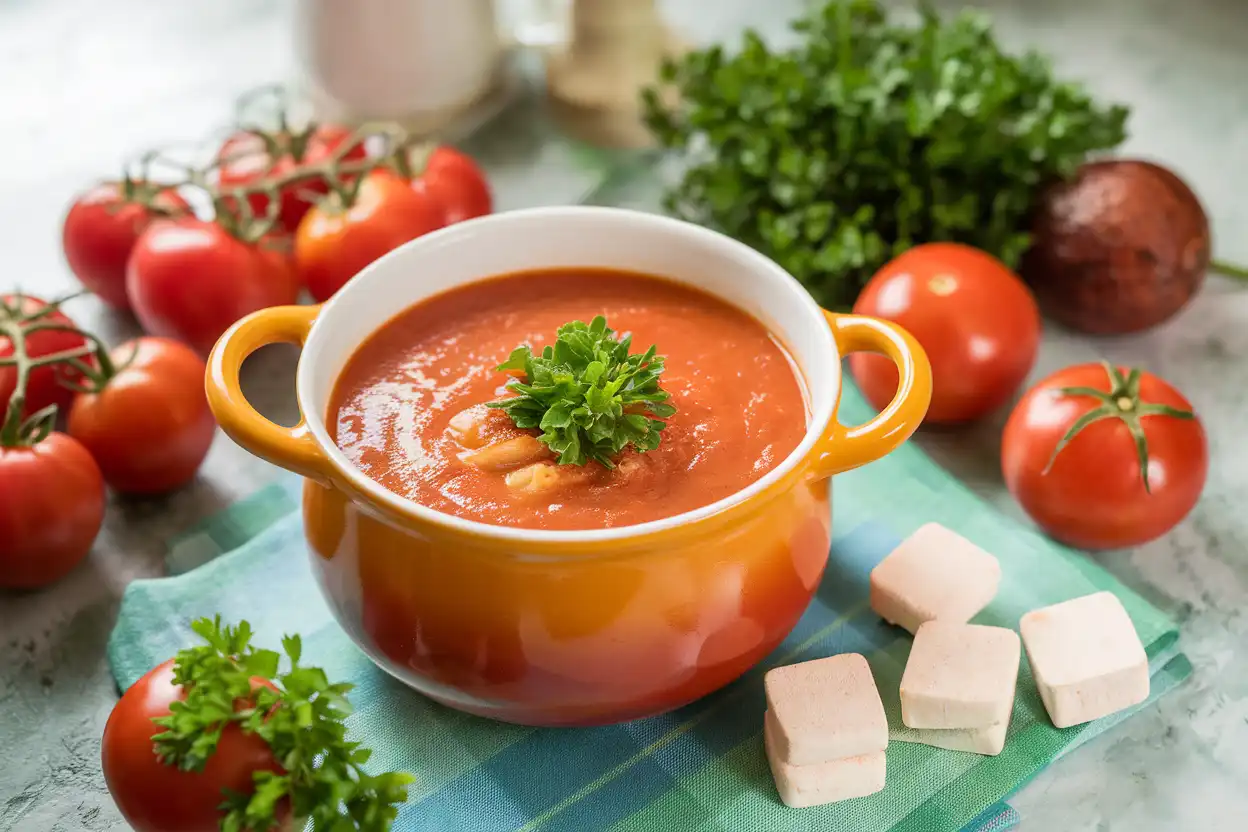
left=126, top=118, right=436, bottom=244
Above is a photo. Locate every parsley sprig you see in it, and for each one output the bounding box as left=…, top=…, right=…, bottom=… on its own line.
left=488, top=316, right=677, bottom=468
left=642, top=0, right=1129, bottom=309
left=152, top=617, right=414, bottom=832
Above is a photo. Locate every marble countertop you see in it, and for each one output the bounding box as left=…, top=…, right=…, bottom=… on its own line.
left=2, top=0, right=1246, bottom=829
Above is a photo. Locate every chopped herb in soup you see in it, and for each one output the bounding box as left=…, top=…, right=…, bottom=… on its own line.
left=328, top=269, right=807, bottom=530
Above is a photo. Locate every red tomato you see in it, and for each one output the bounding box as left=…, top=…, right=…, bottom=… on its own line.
left=67, top=337, right=214, bottom=494
left=102, top=659, right=284, bottom=832
left=1002, top=362, right=1207, bottom=550
left=217, top=124, right=366, bottom=233
left=850, top=243, right=1041, bottom=424
left=61, top=182, right=189, bottom=310
left=0, top=432, right=105, bottom=589
left=414, top=146, right=492, bottom=225
left=127, top=219, right=300, bottom=355
left=0, top=294, right=88, bottom=420
left=295, top=169, right=444, bottom=302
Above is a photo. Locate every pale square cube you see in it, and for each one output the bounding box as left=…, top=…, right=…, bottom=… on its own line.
left=870, top=523, right=1001, bottom=634
left=1021, top=592, right=1150, bottom=729
left=900, top=621, right=1020, bottom=730
left=764, top=712, right=886, bottom=808
left=895, top=720, right=1008, bottom=756
left=763, top=653, right=888, bottom=766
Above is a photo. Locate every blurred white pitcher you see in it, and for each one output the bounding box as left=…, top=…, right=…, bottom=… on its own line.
left=294, top=0, right=568, bottom=130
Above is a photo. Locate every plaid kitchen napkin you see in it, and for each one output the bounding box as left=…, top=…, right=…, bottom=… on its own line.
left=108, top=384, right=1190, bottom=832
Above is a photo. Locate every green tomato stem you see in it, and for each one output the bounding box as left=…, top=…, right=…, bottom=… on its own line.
left=1210, top=258, right=1248, bottom=282
left=0, top=317, right=31, bottom=447
left=0, top=343, right=94, bottom=368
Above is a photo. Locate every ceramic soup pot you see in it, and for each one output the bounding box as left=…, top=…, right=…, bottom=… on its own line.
left=206, top=207, right=931, bottom=727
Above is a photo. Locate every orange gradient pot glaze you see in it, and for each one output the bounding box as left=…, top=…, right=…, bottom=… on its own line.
left=303, top=471, right=831, bottom=725
left=205, top=207, right=932, bottom=726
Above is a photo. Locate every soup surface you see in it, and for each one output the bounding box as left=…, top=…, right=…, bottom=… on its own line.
left=328, top=269, right=808, bottom=530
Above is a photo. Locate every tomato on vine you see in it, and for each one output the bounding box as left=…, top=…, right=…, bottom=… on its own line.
left=61, top=180, right=189, bottom=310
left=127, top=218, right=300, bottom=356
left=217, top=122, right=366, bottom=233
left=67, top=337, right=215, bottom=494
left=1002, top=362, right=1207, bottom=550
left=295, top=168, right=444, bottom=302
left=850, top=243, right=1041, bottom=424
left=0, top=298, right=106, bottom=589
left=411, top=145, right=492, bottom=225
left=0, top=294, right=91, bottom=420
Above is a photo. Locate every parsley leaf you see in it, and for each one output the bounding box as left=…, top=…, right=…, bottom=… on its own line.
left=642, top=0, right=1129, bottom=309
left=488, top=315, right=677, bottom=468
left=151, top=616, right=414, bottom=831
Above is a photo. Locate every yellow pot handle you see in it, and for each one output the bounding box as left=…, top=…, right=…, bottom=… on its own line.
left=205, top=305, right=335, bottom=484
left=811, top=311, right=932, bottom=479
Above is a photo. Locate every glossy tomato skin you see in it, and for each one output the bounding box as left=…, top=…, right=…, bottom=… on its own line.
left=295, top=169, right=444, bottom=303
left=1002, top=364, right=1208, bottom=550
left=102, top=659, right=284, bottom=832
left=61, top=183, right=189, bottom=310
left=67, top=338, right=214, bottom=494
left=218, top=124, right=366, bottom=233
left=127, top=219, right=300, bottom=356
left=416, top=146, right=492, bottom=225
left=0, top=294, right=88, bottom=420
left=0, top=433, right=105, bottom=589
left=850, top=243, right=1042, bottom=424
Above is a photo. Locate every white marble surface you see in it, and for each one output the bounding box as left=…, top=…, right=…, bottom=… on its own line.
left=1, top=0, right=1246, bottom=829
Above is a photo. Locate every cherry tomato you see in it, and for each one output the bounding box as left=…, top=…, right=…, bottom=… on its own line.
left=0, top=432, right=105, bottom=589
left=102, top=659, right=284, bottom=832
left=1002, top=362, right=1207, bottom=550
left=850, top=243, right=1041, bottom=424
left=67, top=337, right=214, bottom=494
left=61, top=182, right=189, bottom=310
left=127, top=219, right=300, bottom=356
left=217, top=124, right=366, bottom=233
left=0, top=294, right=88, bottom=420
left=295, top=169, right=444, bottom=302
left=413, top=146, right=492, bottom=225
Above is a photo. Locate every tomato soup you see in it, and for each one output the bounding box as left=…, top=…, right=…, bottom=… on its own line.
left=328, top=269, right=808, bottom=530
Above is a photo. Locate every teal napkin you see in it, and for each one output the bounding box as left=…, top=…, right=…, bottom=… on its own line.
left=108, top=386, right=1189, bottom=831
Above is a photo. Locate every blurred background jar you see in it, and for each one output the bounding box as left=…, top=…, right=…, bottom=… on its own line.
left=293, top=0, right=569, bottom=135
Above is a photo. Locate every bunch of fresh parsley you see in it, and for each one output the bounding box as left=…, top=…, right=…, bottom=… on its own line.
left=153, top=617, right=413, bottom=831
left=489, top=316, right=676, bottom=468
left=642, top=0, right=1130, bottom=309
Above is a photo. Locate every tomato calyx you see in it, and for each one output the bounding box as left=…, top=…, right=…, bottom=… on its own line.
left=397, top=143, right=433, bottom=181
left=230, top=84, right=323, bottom=167
left=117, top=167, right=189, bottom=220
left=1044, top=360, right=1195, bottom=494
left=210, top=191, right=279, bottom=244
left=63, top=340, right=139, bottom=396
left=0, top=293, right=108, bottom=448
left=311, top=174, right=367, bottom=217
left=95, top=152, right=194, bottom=222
